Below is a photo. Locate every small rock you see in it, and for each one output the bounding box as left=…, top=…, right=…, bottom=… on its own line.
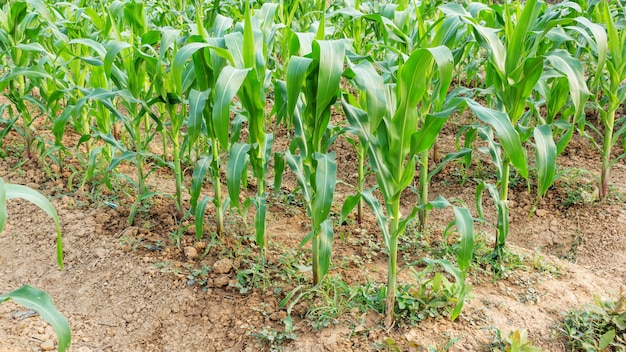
left=119, top=227, right=139, bottom=238
left=214, top=275, right=230, bottom=287
left=76, top=347, right=93, bottom=352
left=95, top=212, right=111, bottom=224
left=213, top=258, right=233, bottom=274
left=535, top=209, right=547, bottom=217
left=184, top=246, right=198, bottom=260
left=40, top=340, right=55, bottom=351
left=269, top=311, right=287, bottom=321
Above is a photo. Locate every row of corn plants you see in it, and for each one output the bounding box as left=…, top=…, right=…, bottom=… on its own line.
left=1, top=0, right=625, bottom=328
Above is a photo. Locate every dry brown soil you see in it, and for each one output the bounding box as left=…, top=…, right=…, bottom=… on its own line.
left=0, top=108, right=625, bottom=351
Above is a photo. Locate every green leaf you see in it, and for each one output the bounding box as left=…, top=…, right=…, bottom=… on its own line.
left=312, top=40, right=345, bottom=122
left=317, top=218, right=334, bottom=279
left=195, top=195, right=212, bottom=240
left=361, top=188, right=390, bottom=249
left=453, top=206, right=474, bottom=274
left=599, top=329, right=616, bottom=349
left=534, top=125, right=557, bottom=198
left=467, top=100, right=528, bottom=179
left=187, top=89, right=210, bottom=148
left=4, top=182, right=63, bottom=269
left=212, top=66, right=250, bottom=150
left=190, top=155, right=212, bottom=212
left=227, top=143, right=251, bottom=211
left=340, top=194, right=360, bottom=224
left=0, top=285, right=71, bottom=352
left=273, top=152, right=285, bottom=196
left=311, top=152, right=337, bottom=228
left=285, top=56, right=313, bottom=120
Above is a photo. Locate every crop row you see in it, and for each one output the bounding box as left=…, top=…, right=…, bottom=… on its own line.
left=1, top=0, right=625, bottom=328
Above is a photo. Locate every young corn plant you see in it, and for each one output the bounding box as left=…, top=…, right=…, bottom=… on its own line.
left=225, top=2, right=282, bottom=257
left=0, top=0, right=52, bottom=159
left=342, top=46, right=472, bottom=328
left=448, top=0, right=588, bottom=261
left=177, top=22, right=248, bottom=237
left=284, top=34, right=345, bottom=285
left=0, top=177, right=70, bottom=352
left=583, top=0, right=626, bottom=200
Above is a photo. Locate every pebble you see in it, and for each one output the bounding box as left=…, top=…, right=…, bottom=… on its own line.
left=212, top=258, right=233, bottom=274
left=213, top=275, right=230, bottom=288
left=40, top=340, right=55, bottom=351
left=184, top=246, right=198, bottom=260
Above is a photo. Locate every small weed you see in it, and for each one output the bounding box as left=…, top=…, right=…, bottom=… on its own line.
left=490, top=328, right=544, bottom=352
left=561, top=290, right=626, bottom=351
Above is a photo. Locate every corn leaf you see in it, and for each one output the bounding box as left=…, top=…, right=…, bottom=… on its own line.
left=317, top=218, right=334, bottom=279
left=0, top=285, right=71, bottom=352
left=467, top=100, right=528, bottom=179
left=534, top=125, right=557, bottom=198
left=227, top=142, right=251, bottom=211
left=311, top=152, right=337, bottom=227
left=212, top=65, right=250, bottom=150
left=5, top=183, right=63, bottom=269
left=187, top=88, right=210, bottom=148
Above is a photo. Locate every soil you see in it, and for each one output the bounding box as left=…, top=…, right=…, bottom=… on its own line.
left=0, top=102, right=625, bottom=352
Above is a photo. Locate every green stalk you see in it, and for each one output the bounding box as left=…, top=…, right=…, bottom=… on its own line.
left=212, top=138, right=224, bottom=236
left=172, top=136, right=183, bottom=219
left=312, top=231, right=321, bottom=285
left=385, top=197, right=401, bottom=328
left=418, top=149, right=429, bottom=229
left=494, top=159, right=510, bottom=257
left=357, top=144, right=364, bottom=224
left=599, top=109, right=615, bottom=200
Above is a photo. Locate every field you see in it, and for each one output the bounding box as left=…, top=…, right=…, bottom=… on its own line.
left=0, top=0, right=625, bottom=351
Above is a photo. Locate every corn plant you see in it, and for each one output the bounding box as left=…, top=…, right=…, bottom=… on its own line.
left=0, top=177, right=70, bottom=352
left=447, top=0, right=588, bottom=260
left=224, top=2, right=281, bottom=256
left=0, top=0, right=52, bottom=158
left=582, top=0, right=626, bottom=200
left=178, top=29, right=249, bottom=237
left=284, top=33, right=344, bottom=285
left=342, top=45, right=473, bottom=328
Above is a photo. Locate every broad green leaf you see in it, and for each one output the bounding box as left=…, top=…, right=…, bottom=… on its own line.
left=467, top=100, right=528, bottom=179
left=212, top=65, right=250, bottom=150
left=187, top=89, right=209, bottom=147
left=545, top=50, right=590, bottom=124
left=312, top=40, right=344, bottom=123
left=5, top=183, right=63, bottom=269
left=0, top=285, right=71, bottom=352
left=190, top=155, right=212, bottom=212
left=273, top=152, right=285, bottom=196
left=340, top=194, right=360, bottom=224
left=346, top=60, right=386, bottom=132
left=195, top=195, right=212, bottom=240
left=534, top=125, right=557, bottom=198
left=317, top=218, right=334, bottom=279
left=599, top=329, right=616, bottom=349
left=173, top=42, right=211, bottom=95
left=453, top=206, right=474, bottom=273
left=361, top=188, right=390, bottom=249
left=285, top=56, right=313, bottom=119
left=285, top=151, right=311, bottom=203
left=311, top=152, right=337, bottom=227
left=227, top=143, right=251, bottom=211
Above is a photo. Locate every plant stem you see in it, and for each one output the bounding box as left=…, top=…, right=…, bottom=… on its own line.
left=599, top=109, right=615, bottom=200
left=357, top=143, right=365, bottom=224
left=418, top=150, right=429, bottom=230
left=212, top=138, right=223, bottom=236
left=385, top=236, right=398, bottom=329
left=172, top=137, right=183, bottom=219
left=385, top=197, right=401, bottom=328
left=312, top=230, right=321, bottom=285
